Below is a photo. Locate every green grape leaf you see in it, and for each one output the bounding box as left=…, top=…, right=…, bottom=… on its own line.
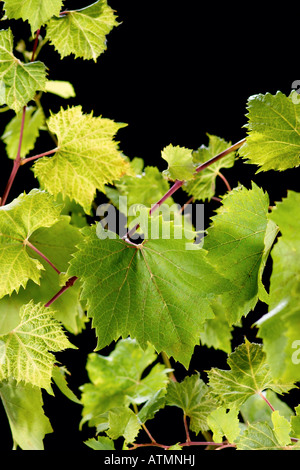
left=137, top=389, right=167, bottom=424
left=239, top=91, right=300, bottom=172
left=271, top=410, right=292, bottom=446
left=52, top=366, right=81, bottom=405
left=240, top=390, right=294, bottom=427
left=207, top=407, right=240, bottom=443
left=105, top=165, right=174, bottom=232
left=112, top=166, right=172, bottom=210
left=0, top=189, right=63, bottom=299
left=45, top=80, right=76, bottom=99
left=165, top=374, right=217, bottom=434
left=236, top=422, right=289, bottom=450
left=268, top=191, right=300, bottom=306
left=185, top=134, right=234, bottom=201
left=256, top=300, right=300, bottom=383
left=0, top=300, right=74, bottom=389
left=46, top=0, right=118, bottom=61
left=2, top=106, right=45, bottom=159
left=291, top=405, right=300, bottom=438
left=85, top=436, right=115, bottom=450
left=204, top=183, right=274, bottom=324
left=106, top=407, right=141, bottom=444
left=0, top=378, right=52, bottom=450
left=80, top=338, right=170, bottom=428
left=67, top=217, right=231, bottom=368
left=3, top=0, right=63, bottom=34
left=199, top=298, right=232, bottom=354
left=32, top=106, right=129, bottom=214
left=0, top=29, right=47, bottom=113
left=0, top=216, right=86, bottom=335
left=161, top=144, right=195, bottom=181
left=257, top=191, right=300, bottom=382
left=207, top=340, right=295, bottom=411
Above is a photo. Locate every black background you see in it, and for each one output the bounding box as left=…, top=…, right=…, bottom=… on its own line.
left=0, top=0, right=300, bottom=452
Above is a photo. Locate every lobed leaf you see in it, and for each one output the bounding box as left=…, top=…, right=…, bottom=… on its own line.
left=207, top=340, right=295, bottom=411
left=0, top=300, right=74, bottom=389
left=0, top=216, right=86, bottom=335
left=67, top=218, right=231, bottom=368
left=80, top=338, right=169, bottom=428
left=0, top=189, right=62, bottom=298
left=3, top=0, right=63, bottom=34
left=33, top=106, right=129, bottom=214
left=46, top=0, right=118, bottom=61
left=239, top=91, right=300, bottom=172
left=0, top=29, right=47, bottom=113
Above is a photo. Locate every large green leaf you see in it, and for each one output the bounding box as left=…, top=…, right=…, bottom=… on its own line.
left=80, top=338, right=169, bottom=428
left=0, top=189, right=62, bottom=298
left=0, top=300, right=74, bottom=389
left=204, top=183, right=274, bottom=323
left=207, top=340, right=295, bottom=411
left=3, top=0, right=63, bottom=33
left=0, top=379, right=52, bottom=450
left=46, top=0, right=118, bottom=61
left=0, top=29, right=47, bottom=113
left=33, top=106, right=129, bottom=214
left=67, top=217, right=231, bottom=368
left=239, top=91, right=300, bottom=171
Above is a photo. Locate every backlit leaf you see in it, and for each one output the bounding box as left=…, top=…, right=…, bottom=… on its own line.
left=33, top=106, right=129, bottom=214
left=0, top=29, right=47, bottom=113
left=239, top=91, right=300, bottom=172
left=46, top=0, right=118, bottom=61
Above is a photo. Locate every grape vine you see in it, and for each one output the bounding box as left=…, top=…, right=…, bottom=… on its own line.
left=0, top=0, right=300, bottom=453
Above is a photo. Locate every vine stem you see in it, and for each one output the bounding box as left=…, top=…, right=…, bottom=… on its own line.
left=128, top=440, right=230, bottom=450
left=124, top=138, right=245, bottom=240
left=44, top=276, right=78, bottom=308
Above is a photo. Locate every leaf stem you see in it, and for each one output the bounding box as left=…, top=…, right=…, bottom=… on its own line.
left=183, top=413, right=191, bottom=443
left=258, top=391, right=275, bottom=411
left=25, top=240, right=61, bottom=275
left=20, top=147, right=59, bottom=165
left=31, top=29, right=41, bottom=62
left=44, top=276, right=78, bottom=308
left=217, top=170, right=232, bottom=192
